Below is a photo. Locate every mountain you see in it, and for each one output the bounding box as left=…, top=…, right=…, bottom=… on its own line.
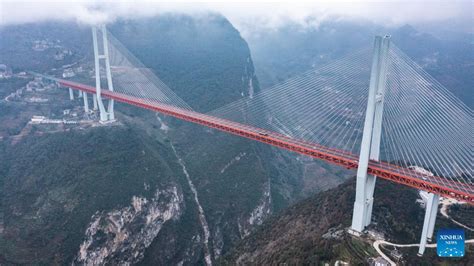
left=107, top=14, right=350, bottom=263
left=0, top=126, right=186, bottom=264
left=221, top=178, right=474, bottom=265
left=1, top=14, right=470, bottom=265
left=244, top=19, right=473, bottom=107
left=0, top=21, right=91, bottom=72
left=0, top=14, right=349, bottom=264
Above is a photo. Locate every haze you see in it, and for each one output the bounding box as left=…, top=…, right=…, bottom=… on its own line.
left=0, top=0, right=472, bottom=33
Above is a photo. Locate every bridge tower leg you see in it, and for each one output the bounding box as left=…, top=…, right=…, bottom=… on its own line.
left=83, top=92, right=89, bottom=113
left=350, top=35, right=390, bottom=234
left=69, top=87, right=74, bottom=100
left=427, top=194, right=440, bottom=242
left=91, top=24, right=115, bottom=122
left=93, top=94, right=98, bottom=110
left=418, top=193, right=440, bottom=256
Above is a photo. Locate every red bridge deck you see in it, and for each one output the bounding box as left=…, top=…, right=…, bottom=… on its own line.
left=59, top=79, right=474, bottom=204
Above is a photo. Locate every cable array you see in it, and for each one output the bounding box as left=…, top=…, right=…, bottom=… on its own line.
left=72, top=29, right=472, bottom=194
left=208, top=48, right=374, bottom=155
left=105, top=30, right=193, bottom=111
left=381, top=44, right=472, bottom=192
left=208, top=42, right=472, bottom=193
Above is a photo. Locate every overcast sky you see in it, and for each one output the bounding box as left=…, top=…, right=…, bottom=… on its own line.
left=0, top=0, right=472, bottom=32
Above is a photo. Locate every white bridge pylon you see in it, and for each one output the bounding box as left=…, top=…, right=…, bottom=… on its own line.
left=349, top=35, right=440, bottom=256
left=90, top=24, right=115, bottom=122
left=351, top=35, right=391, bottom=234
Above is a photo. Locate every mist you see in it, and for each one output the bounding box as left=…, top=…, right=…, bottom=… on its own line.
left=0, top=1, right=472, bottom=34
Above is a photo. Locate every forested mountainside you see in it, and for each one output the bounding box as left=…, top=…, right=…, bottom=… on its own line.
left=0, top=22, right=91, bottom=72
left=246, top=20, right=473, bottom=107
left=0, top=14, right=349, bottom=264
left=107, top=14, right=349, bottom=263
left=221, top=178, right=474, bottom=265
left=2, top=13, right=468, bottom=265
left=0, top=126, right=187, bottom=264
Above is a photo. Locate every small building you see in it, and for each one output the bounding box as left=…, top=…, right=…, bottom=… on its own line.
left=367, top=229, right=385, bottom=240
left=371, top=257, right=389, bottom=266
left=54, top=51, right=65, bottom=61
left=28, top=96, right=48, bottom=103
left=62, top=68, right=75, bottom=78
left=0, top=64, right=12, bottom=79
left=75, top=66, right=84, bottom=73
left=32, top=40, right=51, bottom=51
left=43, top=83, right=57, bottom=90
left=54, top=49, right=73, bottom=61
left=31, top=116, right=46, bottom=124
left=26, top=80, right=42, bottom=91
left=390, top=247, right=403, bottom=261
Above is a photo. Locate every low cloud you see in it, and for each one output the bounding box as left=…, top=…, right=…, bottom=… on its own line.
left=0, top=0, right=471, bottom=32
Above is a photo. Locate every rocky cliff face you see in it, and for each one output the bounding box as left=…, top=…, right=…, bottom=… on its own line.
left=238, top=181, right=271, bottom=238
left=76, top=185, right=183, bottom=265
left=0, top=13, right=352, bottom=265
left=222, top=178, right=474, bottom=265
left=0, top=14, right=282, bottom=265
left=110, top=14, right=281, bottom=263
left=0, top=126, right=189, bottom=265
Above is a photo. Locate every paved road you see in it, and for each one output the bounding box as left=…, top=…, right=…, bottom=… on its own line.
left=440, top=198, right=473, bottom=231
left=373, top=239, right=474, bottom=265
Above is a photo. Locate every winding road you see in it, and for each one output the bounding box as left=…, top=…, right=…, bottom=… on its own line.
left=373, top=239, right=474, bottom=266
left=440, top=198, right=474, bottom=232
left=373, top=199, right=473, bottom=265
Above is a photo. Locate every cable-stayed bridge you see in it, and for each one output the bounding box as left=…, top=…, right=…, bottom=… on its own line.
left=35, top=25, right=472, bottom=256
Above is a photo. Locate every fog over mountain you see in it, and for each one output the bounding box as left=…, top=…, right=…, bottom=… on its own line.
left=1, top=0, right=472, bottom=34
left=0, top=1, right=472, bottom=265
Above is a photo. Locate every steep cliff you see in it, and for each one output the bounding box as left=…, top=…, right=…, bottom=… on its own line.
left=221, top=178, right=474, bottom=265
left=0, top=14, right=308, bottom=265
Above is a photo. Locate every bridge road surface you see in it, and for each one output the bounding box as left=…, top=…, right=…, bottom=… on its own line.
left=51, top=77, right=474, bottom=204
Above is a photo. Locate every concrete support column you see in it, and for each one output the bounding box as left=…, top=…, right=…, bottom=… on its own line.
left=91, top=24, right=115, bottom=122
left=364, top=36, right=390, bottom=227
left=69, top=87, right=74, bottom=100
left=351, top=35, right=391, bottom=233
left=92, top=26, right=108, bottom=122
left=418, top=193, right=440, bottom=256
left=101, top=24, right=115, bottom=121
left=427, top=195, right=440, bottom=241
left=83, top=92, right=89, bottom=113
left=92, top=94, right=98, bottom=110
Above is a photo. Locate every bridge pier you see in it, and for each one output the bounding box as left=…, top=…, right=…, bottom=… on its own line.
left=350, top=35, right=390, bottom=234
left=427, top=194, right=440, bottom=242
left=69, top=87, right=74, bottom=100
left=93, top=94, right=98, bottom=110
left=83, top=92, right=89, bottom=113
left=92, top=24, right=115, bottom=122
left=418, top=193, right=440, bottom=256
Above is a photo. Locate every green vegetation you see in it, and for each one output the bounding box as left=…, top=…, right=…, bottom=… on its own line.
left=0, top=126, right=184, bottom=264
left=449, top=204, right=474, bottom=229
left=110, top=14, right=259, bottom=112
left=0, top=78, right=29, bottom=98
left=221, top=178, right=474, bottom=265
left=109, top=15, right=309, bottom=259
